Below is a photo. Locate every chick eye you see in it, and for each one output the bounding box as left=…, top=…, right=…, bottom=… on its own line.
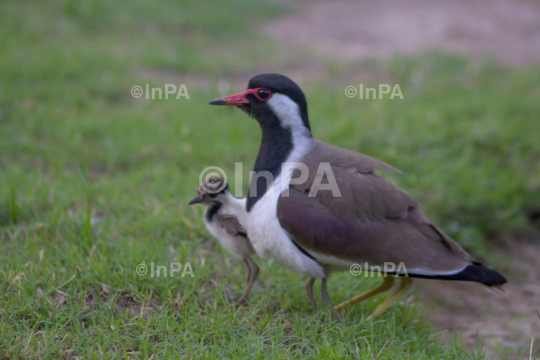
left=257, top=89, right=271, bottom=101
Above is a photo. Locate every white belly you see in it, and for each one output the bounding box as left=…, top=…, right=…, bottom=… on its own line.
left=203, top=197, right=253, bottom=259
left=204, top=216, right=253, bottom=259
left=246, top=172, right=324, bottom=278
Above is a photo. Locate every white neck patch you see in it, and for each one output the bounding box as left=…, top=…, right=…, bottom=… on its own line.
left=267, top=94, right=311, bottom=140
left=267, top=93, right=312, bottom=164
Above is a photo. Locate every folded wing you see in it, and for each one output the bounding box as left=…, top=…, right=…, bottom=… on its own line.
left=277, top=140, right=470, bottom=275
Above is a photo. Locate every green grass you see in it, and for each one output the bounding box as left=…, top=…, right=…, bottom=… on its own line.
left=1, top=0, right=539, bottom=358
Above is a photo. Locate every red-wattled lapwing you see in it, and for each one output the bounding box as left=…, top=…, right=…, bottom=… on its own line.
left=209, top=74, right=506, bottom=320
left=188, top=176, right=259, bottom=304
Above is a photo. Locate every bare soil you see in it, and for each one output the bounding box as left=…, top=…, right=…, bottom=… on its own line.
left=416, top=242, right=540, bottom=358
left=265, top=0, right=540, bottom=66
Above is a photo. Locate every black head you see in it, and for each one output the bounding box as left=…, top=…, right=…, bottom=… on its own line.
left=209, top=74, right=310, bottom=132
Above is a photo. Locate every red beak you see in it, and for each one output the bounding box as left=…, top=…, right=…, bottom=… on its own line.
left=209, top=91, right=249, bottom=106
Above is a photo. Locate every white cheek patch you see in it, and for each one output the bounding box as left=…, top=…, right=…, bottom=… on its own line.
left=267, top=93, right=312, bottom=159
left=267, top=94, right=306, bottom=133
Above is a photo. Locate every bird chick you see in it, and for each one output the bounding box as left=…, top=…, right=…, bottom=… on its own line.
left=188, top=176, right=258, bottom=304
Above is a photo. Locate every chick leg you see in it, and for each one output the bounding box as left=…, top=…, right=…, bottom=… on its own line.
left=238, top=256, right=259, bottom=304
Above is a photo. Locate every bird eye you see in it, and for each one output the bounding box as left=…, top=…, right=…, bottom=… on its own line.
left=257, top=89, right=271, bottom=101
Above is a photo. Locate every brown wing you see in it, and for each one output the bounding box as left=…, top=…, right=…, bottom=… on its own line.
left=219, top=214, right=247, bottom=238
left=277, top=140, right=470, bottom=274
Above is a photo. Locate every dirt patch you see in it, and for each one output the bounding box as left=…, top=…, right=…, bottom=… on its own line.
left=416, top=242, right=540, bottom=358
left=265, top=0, right=540, bottom=66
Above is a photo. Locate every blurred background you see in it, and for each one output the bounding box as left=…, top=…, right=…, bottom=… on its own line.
left=1, top=0, right=539, bottom=358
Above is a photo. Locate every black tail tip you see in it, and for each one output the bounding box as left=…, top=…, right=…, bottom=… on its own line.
left=461, top=263, right=507, bottom=286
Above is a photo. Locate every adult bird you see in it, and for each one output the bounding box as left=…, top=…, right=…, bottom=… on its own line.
left=188, top=176, right=259, bottom=304
left=209, top=74, right=506, bottom=319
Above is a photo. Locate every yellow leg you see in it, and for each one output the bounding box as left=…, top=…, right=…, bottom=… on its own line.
left=335, top=275, right=395, bottom=312
left=366, top=277, right=413, bottom=320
